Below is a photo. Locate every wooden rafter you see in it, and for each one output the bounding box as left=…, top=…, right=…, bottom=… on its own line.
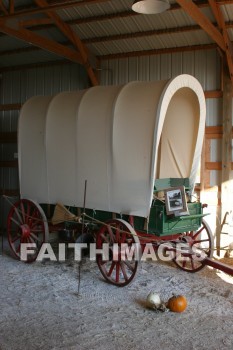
left=0, top=23, right=83, bottom=64
left=9, top=0, right=14, bottom=14
left=0, top=0, right=111, bottom=19
left=1, top=0, right=233, bottom=20
left=0, top=1, right=8, bottom=15
left=98, top=43, right=217, bottom=60
left=176, top=0, right=225, bottom=51
left=34, top=0, right=98, bottom=86
left=3, top=20, right=233, bottom=48
left=208, top=0, right=233, bottom=80
left=19, top=18, right=54, bottom=28
left=176, top=0, right=233, bottom=82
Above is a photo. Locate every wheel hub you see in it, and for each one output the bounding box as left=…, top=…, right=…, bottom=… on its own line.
left=21, top=224, right=31, bottom=239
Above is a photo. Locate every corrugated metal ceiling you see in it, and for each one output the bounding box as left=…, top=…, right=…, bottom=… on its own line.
left=0, top=1, right=232, bottom=69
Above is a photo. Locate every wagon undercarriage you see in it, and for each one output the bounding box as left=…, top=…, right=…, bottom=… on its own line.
left=6, top=195, right=233, bottom=287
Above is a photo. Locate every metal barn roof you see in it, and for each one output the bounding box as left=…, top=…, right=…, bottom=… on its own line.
left=0, top=1, right=233, bottom=85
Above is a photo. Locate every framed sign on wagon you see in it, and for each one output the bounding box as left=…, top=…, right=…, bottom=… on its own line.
left=164, top=186, right=188, bottom=216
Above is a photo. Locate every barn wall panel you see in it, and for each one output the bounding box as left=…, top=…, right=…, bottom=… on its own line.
left=0, top=63, right=89, bottom=230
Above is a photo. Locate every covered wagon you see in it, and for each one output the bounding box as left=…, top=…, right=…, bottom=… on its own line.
left=7, top=74, right=218, bottom=286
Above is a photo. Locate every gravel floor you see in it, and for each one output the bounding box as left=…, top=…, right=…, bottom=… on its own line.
left=0, top=238, right=233, bottom=350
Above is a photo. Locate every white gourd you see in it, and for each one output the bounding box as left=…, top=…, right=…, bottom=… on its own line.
left=146, top=292, right=161, bottom=309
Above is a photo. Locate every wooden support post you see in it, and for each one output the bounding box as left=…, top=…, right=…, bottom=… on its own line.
left=220, top=66, right=233, bottom=256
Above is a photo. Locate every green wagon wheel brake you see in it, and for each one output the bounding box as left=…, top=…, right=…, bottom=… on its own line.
left=7, top=199, right=49, bottom=263
left=173, top=219, right=214, bottom=273
left=96, top=219, right=141, bottom=287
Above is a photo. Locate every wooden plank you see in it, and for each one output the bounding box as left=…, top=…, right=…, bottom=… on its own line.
left=19, top=18, right=53, bottom=28
left=208, top=0, right=233, bottom=83
left=9, top=0, right=14, bottom=14
left=0, top=0, right=111, bottom=19
left=205, top=126, right=233, bottom=139
left=0, top=25, right=83, bottom=65
left=205, top=133, right=222, bottom=139
left=0, top=189, right=19, bottom=196
left=205, top=162, right=233, bottom=170
left=204, top=139, right=211, bottom=188
left=205, top=162, right=222, bottom=170
left=99, top=43, right=217, bottom=60
left=34, top=0, right=98, bottom=86
left=221, top=69, right=233, bottom=247
left=0, top=103, right=21, bottom=111
left=0, top=1, right=8, bottom=15
left=204, top=90, right=223, bottom=99
left=0, top=161, right=18, bottom=167
left=0, top=132, right=17, bottom=143
left=176, top=0, right=225, bottom=51
left=205, top=126, right=223, bottom=134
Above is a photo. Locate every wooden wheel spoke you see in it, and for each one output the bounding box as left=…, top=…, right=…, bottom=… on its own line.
left=29, top=217, right=42, bottom=229
left=181, top=258, right=187, bottom=269
left=120, top=262, right=129, bottom=281
left=193, top=238, right=209, bottom=244
left=99, top=259, right=108, bottom=266
left=10, top=216, right=21, bottom=228
left=107, top=261, right=116, bottom=277
left=193, top=226, right=204, bottom=239
left=29, top=232, right=40, bottom=243
left=107, top=225, right=116, bottom=244
left=122, top=260, right=135, bottom=272
left=120, top=231, right=127, bottom=243
left=16, top=244, right=21, bottom=253
left=100, top=233, right=109, bottom=243
left=25, top=203, right=31, bottom=224
left=20, top=202, right=26, bottom=223
left=13, top=206, right=23, bottom=225
left=11, top=234, right=21, bottom=243
left=115, top=227, right=120, bottom=242
left=190, top=257, right=196, bottom=270
left=30, top=228, right=43, bottom=233
left=115, top=263, right=120, bottom=283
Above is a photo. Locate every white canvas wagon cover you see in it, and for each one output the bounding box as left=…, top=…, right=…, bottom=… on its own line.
left=18, top=74, right=206, bottom=218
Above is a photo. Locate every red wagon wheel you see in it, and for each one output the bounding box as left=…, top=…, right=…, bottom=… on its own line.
left=7, top=199, right=49, bottom=262
left=96, top=219, right=141, bottom=287
left=173, top=219, right=214, bottom=272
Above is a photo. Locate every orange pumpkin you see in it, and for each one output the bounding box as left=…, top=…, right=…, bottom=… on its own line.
left=167, top=295, right=187, bottom=313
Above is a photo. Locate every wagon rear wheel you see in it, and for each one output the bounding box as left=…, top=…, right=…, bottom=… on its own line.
left=173, top=219, right=213, bottom=272
left=7, top=199, right=49, bottom=262
left=96, top=219, right=141, bottom=287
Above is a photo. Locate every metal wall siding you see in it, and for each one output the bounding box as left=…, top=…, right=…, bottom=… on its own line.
left=206, top=99, right=222, bottom=127
left=100, top=49, right=220, bottom=90
left=0, top=63, right=89, bottom=230
left=210, top=140, right=222, bottom=162
left=210, top=171, right=221, bottom=187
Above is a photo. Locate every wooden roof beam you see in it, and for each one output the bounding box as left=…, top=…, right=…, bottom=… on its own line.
left=98, top=43, right=217, bottom=60
left=0, top=0, right=111, bottom=19
left=0, top=1, right=8, bottom=15
left=34, top=0, right=98, bottom=86
left=2, top=0, right=233, bottom=20
left=0, top=23, right=83, bottom=64
left=176, top=0, right=225, bottom=51
left=208, top=0, right=233, bottom=81
left=9, top=0, right=14, bottom=14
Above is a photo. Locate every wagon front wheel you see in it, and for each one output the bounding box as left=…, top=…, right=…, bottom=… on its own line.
left=7, top=199, right=49, bottom=262
left=173, top=219, right=213, bottom=272
left=96, top=219, right=141, bottom=287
